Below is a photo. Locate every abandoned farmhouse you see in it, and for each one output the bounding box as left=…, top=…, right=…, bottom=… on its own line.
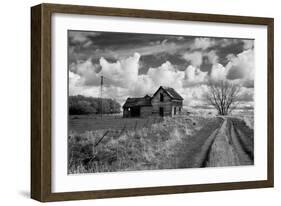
left=123, top=86, right=184, bottom=118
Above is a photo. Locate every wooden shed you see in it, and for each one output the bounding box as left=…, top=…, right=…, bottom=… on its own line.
left=122, top=95, right=152, bottom=118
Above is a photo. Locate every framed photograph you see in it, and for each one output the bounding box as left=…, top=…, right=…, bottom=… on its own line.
left=31, top=3, right=274, bottom=202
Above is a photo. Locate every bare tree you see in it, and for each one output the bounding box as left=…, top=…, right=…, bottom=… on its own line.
left=206, top=80, right=241, bottom=115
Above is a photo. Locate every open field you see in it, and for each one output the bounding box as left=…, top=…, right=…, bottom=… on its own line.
left=69, top=114, right=163, bottom=133
left=68, top=113, right=254, bottom=174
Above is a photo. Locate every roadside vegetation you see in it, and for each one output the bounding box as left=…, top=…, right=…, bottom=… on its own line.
left=69, top=95, right=121, bottom=115
left=68, top=116, right=221, bottom=173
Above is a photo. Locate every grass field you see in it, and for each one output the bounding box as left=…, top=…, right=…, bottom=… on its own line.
left=68, top=114, right=226, bottom=173
left=69, top=114, right=163, bottom=133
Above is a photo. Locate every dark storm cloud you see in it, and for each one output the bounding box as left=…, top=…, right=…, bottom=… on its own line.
left=227, top=65, right=245, bottom=80
left=139, top=55, right=163, bottom=74
left=86, top=32, right=166, bottom=48
left=68, top=31, right=101, bottom=46
left=139, top=52, right=189, bottom=74
left=68, top=30, right=196, bottom=65
left=69, top=30, right=193, bottom=50
left=200, top=55, right=213, bottom=73
left=208, top=39, right=245, bottom=66
left=69, top=31, right=250, bottom=67
left=167, top=54, right=190, bottom=71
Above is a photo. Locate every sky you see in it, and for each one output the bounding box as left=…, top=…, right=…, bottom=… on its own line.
left=68, top=30, right=254, bottom=110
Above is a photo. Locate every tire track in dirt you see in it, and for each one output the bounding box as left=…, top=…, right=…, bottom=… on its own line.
left=174, top=117, right=254, bottom=168
left=192, top=127, right=220, bottom=168
left=229, top=118, right=254, bottom=161
left=177, top=117, right=224, bottom=168
left=228, top=119, right=253, bottom=165
left=204, top=118, right=254, bottom=167
left=205, top=119, right=240, bottom=167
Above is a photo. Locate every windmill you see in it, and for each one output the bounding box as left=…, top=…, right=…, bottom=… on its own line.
left=100, top=75, right=104, bottom=118
left=99, top=74, right=110, bottom=119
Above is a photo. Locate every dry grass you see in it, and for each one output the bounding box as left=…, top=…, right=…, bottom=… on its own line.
left=68, top=116, right=210, bottom=174
left=242, top=116, right=254, bottom=129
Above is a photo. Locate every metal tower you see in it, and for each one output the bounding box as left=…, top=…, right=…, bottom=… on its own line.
left=100, top=75, right=104, bottom=118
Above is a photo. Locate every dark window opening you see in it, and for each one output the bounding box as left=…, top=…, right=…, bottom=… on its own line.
left=130, top=107, right=140, bottom=117
left=160, top=93, right=164, bottom=102
left=159, top=107, right=164, bottom=117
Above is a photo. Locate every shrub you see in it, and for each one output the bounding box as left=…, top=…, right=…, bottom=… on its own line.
left=69, top=95, right=121, bottom=115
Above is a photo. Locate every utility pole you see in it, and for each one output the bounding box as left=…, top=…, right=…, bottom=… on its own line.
left=100, top=75, right=103, bottom=119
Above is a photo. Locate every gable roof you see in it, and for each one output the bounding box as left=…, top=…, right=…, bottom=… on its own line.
left=123, top=87, right=183, bottom=108
left=153, top=86, right=184, bottom=100
left=123, top=96, right=152, bottom=108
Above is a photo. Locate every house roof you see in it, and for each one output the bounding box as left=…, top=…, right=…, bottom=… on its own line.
left=154, top=86, right=184, bottom=100
left=123, top=96, right=152, bottom=108
left=123, top=86, right=183, bottom=108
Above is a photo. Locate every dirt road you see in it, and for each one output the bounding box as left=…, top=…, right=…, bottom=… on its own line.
left=204, top=118, right=253, bottom=167
left=69, top=115, right=253, bottom=173
left=179, top=117, right=254, bottom=168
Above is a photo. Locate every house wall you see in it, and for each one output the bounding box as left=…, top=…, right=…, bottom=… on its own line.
left=123, top=108, right=130, bottom=117
left=151, top=88, right=173, bottom=116
left=171, top=100, right=183, bottom=116
left=123, top=106, right=153, bottom=118
left=140, top=106, right=153, bottom=118
left=171, top=105, right=183, bottom=116
left=123, top=88, right=183, bottom=118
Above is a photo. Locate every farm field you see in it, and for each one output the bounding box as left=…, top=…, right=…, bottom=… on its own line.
left=68, top=113, right=254, bottom=174
left=69, top=114, right=162, bottom=133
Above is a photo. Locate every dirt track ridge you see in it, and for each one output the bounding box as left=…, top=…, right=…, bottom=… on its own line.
left=203, top=118, right=254, bottom=167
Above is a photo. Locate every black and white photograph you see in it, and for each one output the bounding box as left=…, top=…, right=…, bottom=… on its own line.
left=67, top=30, right=254, bottom=174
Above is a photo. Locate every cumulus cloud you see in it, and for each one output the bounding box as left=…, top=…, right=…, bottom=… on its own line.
left=226, top=49, right=254, bottom=81
left=69, top=53, right=141, bottom=101
left=70, top=58, right=101, bottom=86
left=69, top=71, right=100, bottom=97
left=131, top=61, right=185, bottom=97
left=210, top=63, right=229, bottom=81
left=146, top=61, right=185, bottom=88
left=99, top=53, right=140, bottom=87
left=69, top=71, right=81, bottom=95
left=206, top=50, right=218, bottom=64
left=182, top=50, right=218, bottom=74
left=180, top=84, right=209, bottom=107
left=69, top=44, right=255, bottom=109
left=184, top=65, right=208, bottom=86
left=191, top=37, right=215, bottom=50
left=182, top=51, right=203, bottom=67
left=130, top=75, right=155, bottom=97
left=70, top=53, right=186, bottom=103
left=68, top=30, right=256, bottom=111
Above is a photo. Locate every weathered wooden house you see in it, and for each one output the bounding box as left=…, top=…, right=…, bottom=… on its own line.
left=123, top=86, right=183, bottom=118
